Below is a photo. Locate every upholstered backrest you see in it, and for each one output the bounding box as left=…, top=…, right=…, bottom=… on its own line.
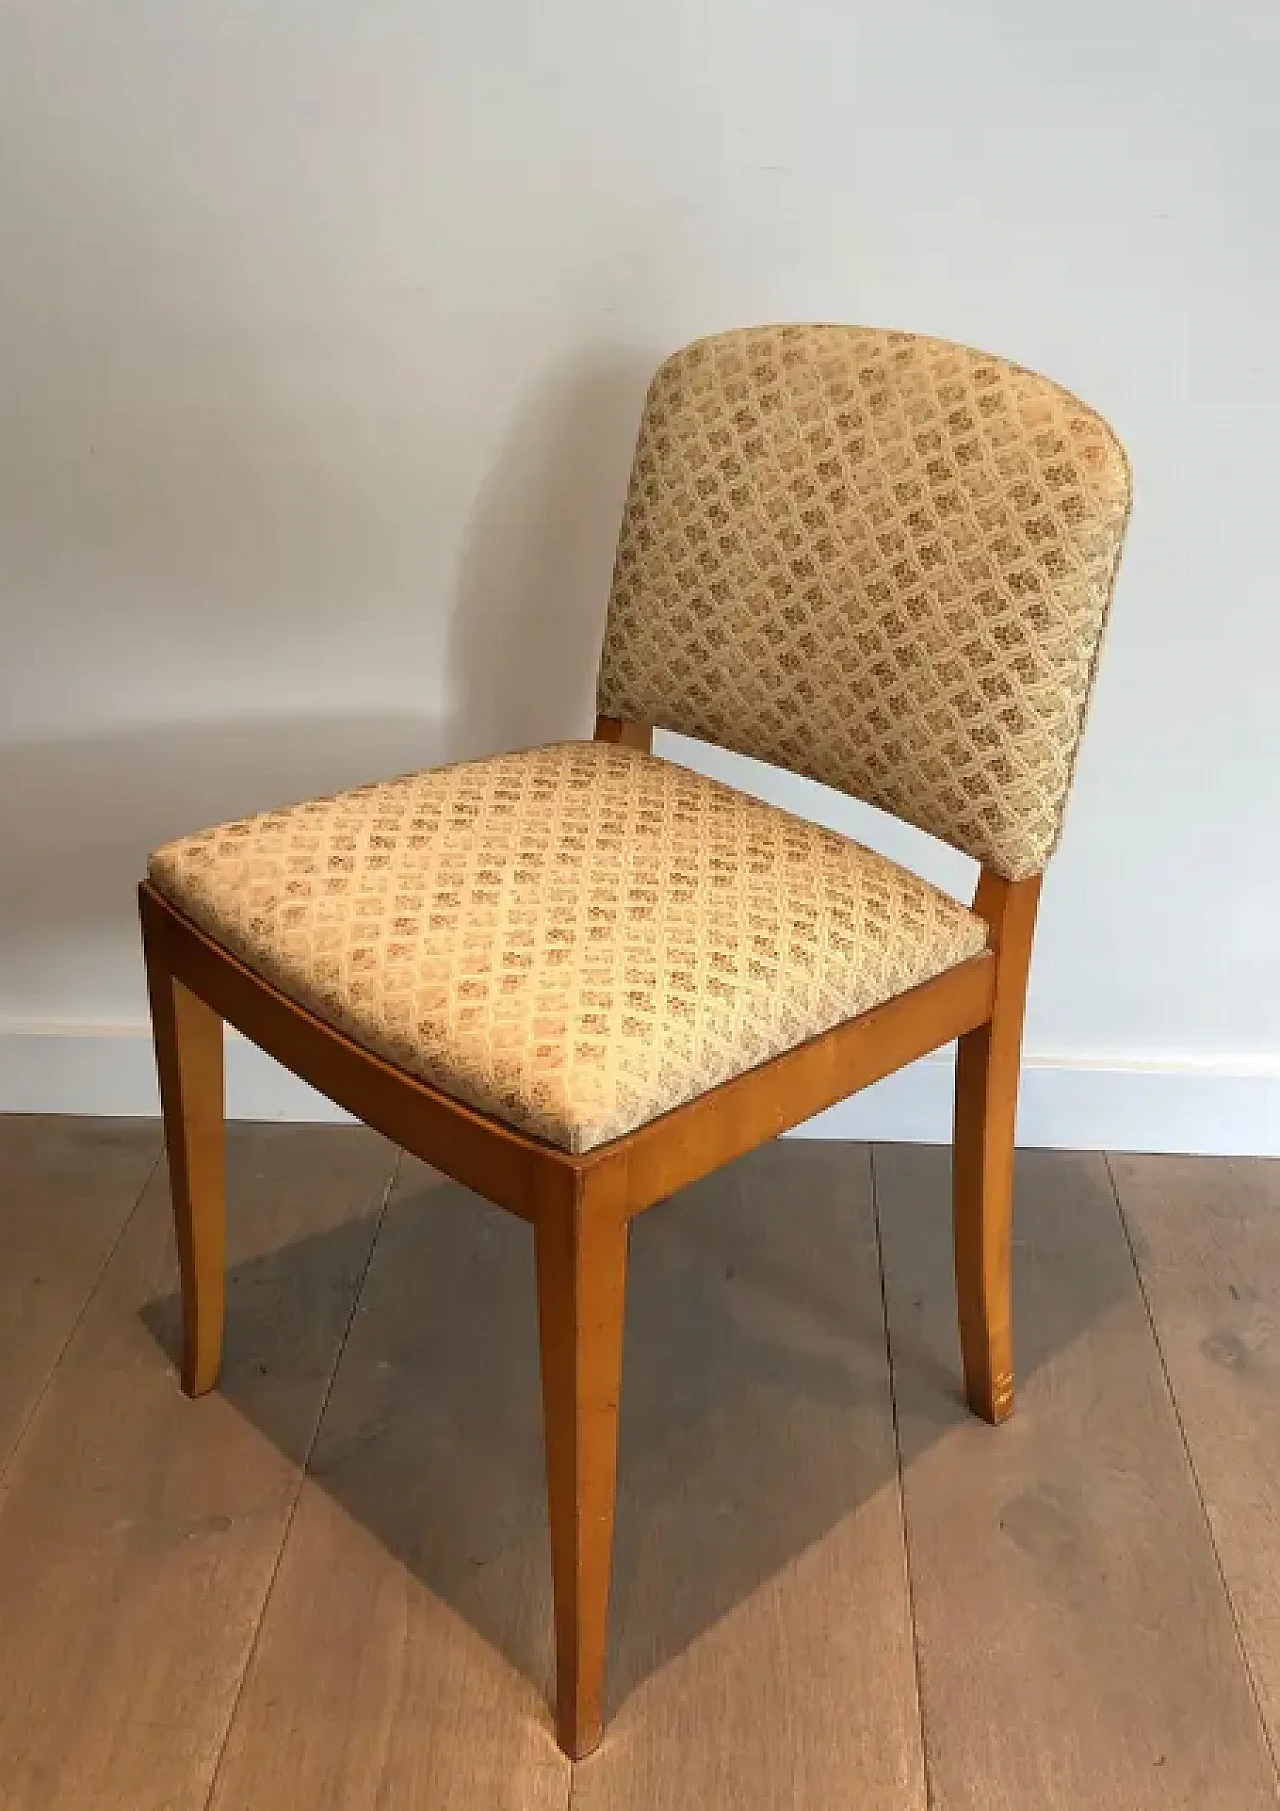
left=596, top=325, right=1131, bottom=879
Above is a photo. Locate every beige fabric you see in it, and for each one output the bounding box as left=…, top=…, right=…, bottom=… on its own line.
left=149, top=742, right=987, bottom=1153
left=598, top=324, right=1131, bottom=879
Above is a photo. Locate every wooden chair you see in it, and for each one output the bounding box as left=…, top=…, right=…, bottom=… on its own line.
left=139, top=325, right=1130, bottom=1757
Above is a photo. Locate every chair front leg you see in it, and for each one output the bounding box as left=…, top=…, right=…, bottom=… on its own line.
left=534, top=1161, right=630, bottom=1758
left=952, top=870, right=1041, bottom=1425
left=140, top=892, right=227, bottom=1396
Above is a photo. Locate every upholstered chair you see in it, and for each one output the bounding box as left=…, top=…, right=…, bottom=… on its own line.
left=139, top=325, right=1131, bottom=1757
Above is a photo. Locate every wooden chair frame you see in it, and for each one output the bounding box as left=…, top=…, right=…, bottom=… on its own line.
left=139, top=713, right=1041, bottom=1759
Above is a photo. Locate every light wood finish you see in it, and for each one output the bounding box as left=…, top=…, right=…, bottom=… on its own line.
left=0, top=1117, right=159, bottom=1472
left=136, top=705, right=1050, bottom=1753
left=593, top=713, right=653, bottom=752
left=0, top=1123, right=396, bottom=1811
left=138, top=882, right=995, bottom=1223
left=205, top=1159, right=568, bottom=1811
left=144, top=904, right=227, bottom=1394
left=574, top=1141, right=928, bottom=1811
left=617, top=949, right=994, bottom=1211
left=876, top=1143, right=1279, bottom=1810
left=536, top=1155, right=631, bottom=1758
left=952, top=870, right=1041, bottom=1423
left=138, top=883, right=566, bottom=1224
left=1109, top=1153, right=1280, bottom=1756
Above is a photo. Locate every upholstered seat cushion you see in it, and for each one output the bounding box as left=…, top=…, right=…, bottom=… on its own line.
left=148, top=742, right=987, bottom=1154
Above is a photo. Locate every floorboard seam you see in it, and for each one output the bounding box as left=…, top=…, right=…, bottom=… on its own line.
left=1104, top=1150, right=1280, bottom=1793
left=196, top=1147, right=405, bottom=1811
left=869, top=1144, right=936, bottom=1811
left=0, top=1142, right=163, bottom=1486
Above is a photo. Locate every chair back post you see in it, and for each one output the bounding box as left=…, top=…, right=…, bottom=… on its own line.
left=952, top=865, right=1043, bottom=1422
left=594, top=715, right=652, bottom=752
left=971, top=867, right=1042, bottom=979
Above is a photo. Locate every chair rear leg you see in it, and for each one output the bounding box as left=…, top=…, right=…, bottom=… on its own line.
left=534, top=1167, right=629, bottom=1759
left=952, top=871, right=1041, bottom=1425
left=953, top=1021, right=1018, bottom=1422
left=141, top=898, right=226, bottom=1396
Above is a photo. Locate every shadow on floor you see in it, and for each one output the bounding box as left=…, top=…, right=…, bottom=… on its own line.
left=139, top=1139, right=1126, bottom=1717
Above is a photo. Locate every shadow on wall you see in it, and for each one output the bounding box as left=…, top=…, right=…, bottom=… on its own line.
left=451, top=349, right=651, bottom=756
left=0, top=350, right=652, bottom=1021
left=0, top=713, right=454, bottom=1018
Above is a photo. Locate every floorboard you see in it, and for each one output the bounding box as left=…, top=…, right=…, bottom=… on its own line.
left=0, top=1123, right=396, bottom=1811
left=204, top=1156, right=570, bottom=1811
left=874, top=1143, right=1278, bottom=1811
left=0, top=1115, right=159, bottom=1470
left=1110, top=1153, right=1280, bottom=1766
left=3, top=1123, right=1279, bottom=1809
left=573, top=1141, right=927, bottom=1811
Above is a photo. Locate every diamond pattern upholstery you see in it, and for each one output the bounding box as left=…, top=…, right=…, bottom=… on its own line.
left=597, top=324, right=1131, bottom=879
left=149, top=742, right=988, bottom=1153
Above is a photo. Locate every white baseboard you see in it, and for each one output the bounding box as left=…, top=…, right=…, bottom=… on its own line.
left=0, top=1023, right=1276, bottom=1157
left=795, top=1052, right=1280, bottom=1157
left=0, top=1022, right=346, bottom=1124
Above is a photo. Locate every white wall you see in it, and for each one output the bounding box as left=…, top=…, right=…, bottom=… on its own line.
left=2, top=0, right=1277, bottom=1150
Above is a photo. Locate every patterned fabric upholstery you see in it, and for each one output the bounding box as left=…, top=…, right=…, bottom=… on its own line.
left=149, top=743, right=987, bottom=1153
left=597, top=325, right=1131, bottom=879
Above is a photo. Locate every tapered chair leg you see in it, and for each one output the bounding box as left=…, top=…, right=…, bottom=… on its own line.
left=535, top=1167, right=629, bottom=1759
left=952, top=871, right=1041, bottom=1425
left=141, top=898, right=227, bottom=1397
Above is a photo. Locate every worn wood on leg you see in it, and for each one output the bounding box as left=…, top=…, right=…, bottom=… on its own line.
left=142, top=903, right=227, bottom=1397
left=536, top=1159, right=630, bottom=1758
left=952, top=869, right=1041, bottom=1424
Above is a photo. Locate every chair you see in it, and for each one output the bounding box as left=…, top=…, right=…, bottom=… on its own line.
left=138, top=324, right=1131, bottom=1757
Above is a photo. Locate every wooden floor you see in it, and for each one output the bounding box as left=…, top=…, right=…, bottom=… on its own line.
left=2, top=1119, right=1278, bottom=1809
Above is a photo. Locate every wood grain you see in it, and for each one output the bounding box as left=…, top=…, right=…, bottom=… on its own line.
left=6, top=1126, right=1280, bottom=1807
left=205, top=1157, right=570, bottom=1811
left=1110, top=1153, right=1280, bottom=1760
left=875, top=1142, right=1278, bottom=1810
left=138, top=878, right=994, bottom=1760
left=0, top=1115, right=159, bottom=1472
left=139, top=882, right=573, bottom=1224
left=535, top=1154, right=630, bottom=1758
left=593, top=715, right=653, bottom=752
left=613, top=955, right=994, bottom=1215
left=144, top=901, right=228, bottom=1395
left=952, top=870, right=1040, bottom=1424
left=0, top=1123, right=396, bottom=1811
left=573, top=1141, right=927, bottom=1811
left=139, top=884, right=995, bottom=1229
